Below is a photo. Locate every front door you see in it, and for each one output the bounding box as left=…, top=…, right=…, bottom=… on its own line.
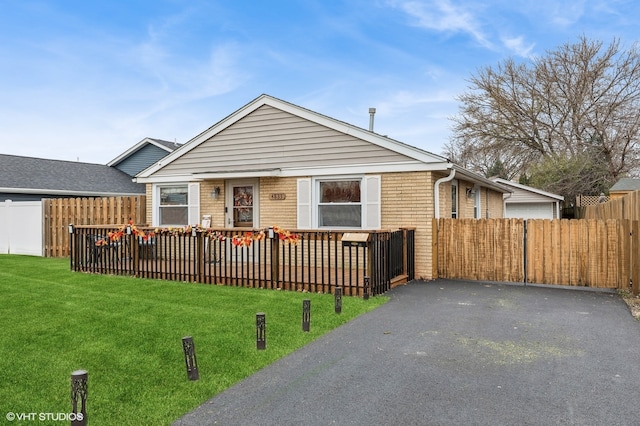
left=226, top=180, right=259, bottom=228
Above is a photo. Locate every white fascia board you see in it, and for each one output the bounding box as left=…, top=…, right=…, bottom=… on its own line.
left=451, top=165, right=512, bottom=193
left=138, top=169, right=283, bottom=183
left=135, top=175, right=200, bottom=184
left=137, top=161, right=454, bottom=182
left=492, top=178, right=564, bottom=201
left=193, top=169, right=282, bottom=179
left=279, top=161, right=452, bottom=177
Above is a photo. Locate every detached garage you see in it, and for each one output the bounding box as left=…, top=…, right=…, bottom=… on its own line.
left=491, top=178, right=564, bottom=219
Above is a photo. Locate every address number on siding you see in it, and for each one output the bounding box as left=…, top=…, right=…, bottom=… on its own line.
left=269, top=193, right=287, bottom=200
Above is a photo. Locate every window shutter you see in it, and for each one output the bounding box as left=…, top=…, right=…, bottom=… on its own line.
left=364, top=175, right=381, bottom=229
left=188, top=182, right=200, bottom=225
left=297, top=178, right=312, bottom=228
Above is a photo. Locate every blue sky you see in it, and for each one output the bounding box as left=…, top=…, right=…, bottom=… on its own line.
left=1, top=0, right=639, bottom=164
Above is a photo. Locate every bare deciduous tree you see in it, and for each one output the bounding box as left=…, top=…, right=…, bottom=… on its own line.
left=446, top=36, right=640, bottom=201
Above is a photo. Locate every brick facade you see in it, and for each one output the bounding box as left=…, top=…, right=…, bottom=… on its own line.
left=146, top=171, right=505, bottom=280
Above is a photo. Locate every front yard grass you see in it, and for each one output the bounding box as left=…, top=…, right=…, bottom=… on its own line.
left=0, top=255, right=387, bottom=425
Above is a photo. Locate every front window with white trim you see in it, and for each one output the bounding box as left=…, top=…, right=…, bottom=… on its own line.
left=317, top=179, right=362, bottom=228
left=159, top=185, right=188, bottom=226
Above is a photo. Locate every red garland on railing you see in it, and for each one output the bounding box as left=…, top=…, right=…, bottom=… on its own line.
left=95, top=222, right=298, bottom=247
left=95, top=221, right=152, bottom=246
left=272, top=225, right=300, bottom=245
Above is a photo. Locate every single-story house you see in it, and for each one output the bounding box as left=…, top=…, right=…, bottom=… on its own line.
left=0, top=138, right=181, bottom=202
left=609, top=178, right=640, bottom=200
left=491, top=178, right=564, bottom=219
left=134, top=94, right=511, bottom=280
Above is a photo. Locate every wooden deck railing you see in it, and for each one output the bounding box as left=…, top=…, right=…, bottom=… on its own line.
left=69, top=225, right=415, bottom=296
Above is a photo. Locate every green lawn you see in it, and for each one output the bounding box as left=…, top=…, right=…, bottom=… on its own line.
left=0, top=255, right=387, bottom=425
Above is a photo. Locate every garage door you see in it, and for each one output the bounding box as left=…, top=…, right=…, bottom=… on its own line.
left=505, top=202, right=554, bottom=219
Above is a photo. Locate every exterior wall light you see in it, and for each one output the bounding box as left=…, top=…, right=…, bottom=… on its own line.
left=211, top=186, right=221, bottom=200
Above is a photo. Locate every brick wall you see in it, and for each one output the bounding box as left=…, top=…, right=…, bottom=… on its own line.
left=259, top=177, right=298, bottom=229
left=145, top=184, right=152, bottom=224
left=199, top=180, right=226, bottom=227
left=380, top=171, right=433, bottom=279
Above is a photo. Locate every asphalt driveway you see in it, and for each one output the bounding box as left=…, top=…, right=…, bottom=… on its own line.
left=174, top=280, right=640, bottom=426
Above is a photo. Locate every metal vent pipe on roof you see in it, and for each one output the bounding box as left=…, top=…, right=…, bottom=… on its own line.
left=368, top=108, right=376, bottom=131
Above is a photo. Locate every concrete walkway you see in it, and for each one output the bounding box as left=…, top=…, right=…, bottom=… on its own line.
left=174, top=280, right=640, bottom=425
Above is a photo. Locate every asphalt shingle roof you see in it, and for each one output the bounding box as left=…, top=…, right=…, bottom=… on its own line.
left=610, top=177, right=640, bottom=192
left=149, top=138, right=182, bottom=150
left=0, top=154, right=145, bottom=195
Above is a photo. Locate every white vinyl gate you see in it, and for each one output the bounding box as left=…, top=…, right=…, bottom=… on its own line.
left=0, top=200, right=43, bottom=256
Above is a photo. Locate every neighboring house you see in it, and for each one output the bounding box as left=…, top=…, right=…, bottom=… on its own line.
left=491, top=178, right=564, bottom=219
left=0, top=138, right=181, bottom=202
left=135, top=94, right=511, bottom=280
left=609, top=178, right=640, bottom=200
left=0, top=154, right=145, bottom=202
left=108, top=137, right=182, bottom=177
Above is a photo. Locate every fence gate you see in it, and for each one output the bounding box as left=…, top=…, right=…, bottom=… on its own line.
left=434, top=218, right=637, bottom=290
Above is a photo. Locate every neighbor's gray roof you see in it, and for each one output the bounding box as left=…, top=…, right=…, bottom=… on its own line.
left=150, top=138, right=183, bottom=150
left=610, top=177, right=640, bottom=192
left=0, top=154, right=145, bottom=196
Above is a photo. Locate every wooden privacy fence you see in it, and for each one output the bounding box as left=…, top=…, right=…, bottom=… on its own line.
left=434, top=218, right=640, bottom=293
left=582, top=190, right=640, bottom=221
left=44, top=196, right=146, bottom=257
left=69, top=225, right=415, bottom=296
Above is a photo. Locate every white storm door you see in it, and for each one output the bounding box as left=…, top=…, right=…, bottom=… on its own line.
left=225, top=180, right=259, bottom=228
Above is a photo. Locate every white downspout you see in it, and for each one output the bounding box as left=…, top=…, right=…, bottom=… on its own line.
left=434, top=168, right=456, bottom=219
left=503, top=191, right=513, bottom=218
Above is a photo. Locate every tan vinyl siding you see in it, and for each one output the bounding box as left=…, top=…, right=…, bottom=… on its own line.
left=508, top=188, right=560, bottom=203
left=153, top=105, right=414, bottom=176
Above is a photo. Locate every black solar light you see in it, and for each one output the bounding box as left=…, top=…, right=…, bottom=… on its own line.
left=181, top=336, right=199, bottom=381
left=256, top=313, right=266, bottom=350
left=302, top=299, right=311, bottom=332
left=70, top=369, right=88, bottom=426
left=335, top=287, right=343, bottom=314
left=363, top=276, right=370, bottom=300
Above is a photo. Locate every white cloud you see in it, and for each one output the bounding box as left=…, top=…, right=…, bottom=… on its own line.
left=390, top=0, right=492, bottom=49
left=548, top=1, right=586, bottom=27
left=501, top=35, right=536, bottom=58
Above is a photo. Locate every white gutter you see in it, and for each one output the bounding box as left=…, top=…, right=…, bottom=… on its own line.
left=434, top=168, right=456, bottom=219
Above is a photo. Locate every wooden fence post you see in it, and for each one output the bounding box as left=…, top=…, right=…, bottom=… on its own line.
left=632, top=221, right=639, bottom=295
